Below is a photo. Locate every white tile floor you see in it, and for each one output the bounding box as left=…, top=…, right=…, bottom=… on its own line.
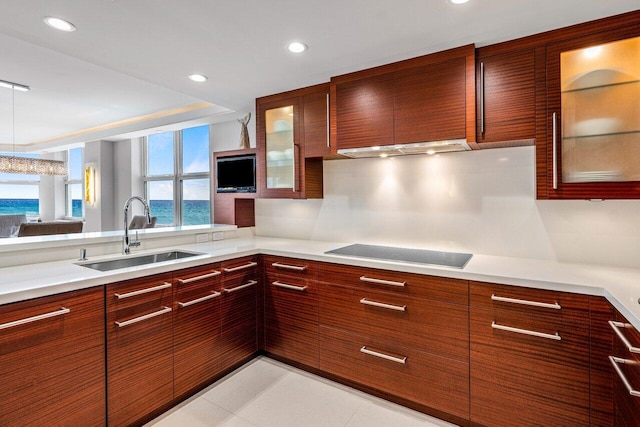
left=145, top=357, right=456, bottom=427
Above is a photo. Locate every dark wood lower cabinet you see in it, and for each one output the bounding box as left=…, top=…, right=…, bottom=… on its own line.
left=319, top=325, right=470, bottom=421
left=0, top=286, right=105, bottom=426
left=107, top=274, right=175, bottom=427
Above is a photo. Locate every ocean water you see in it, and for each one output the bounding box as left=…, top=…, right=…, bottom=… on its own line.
left=0, top=199, right=210, bottom=226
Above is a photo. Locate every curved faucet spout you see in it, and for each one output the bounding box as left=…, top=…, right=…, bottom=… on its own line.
left=123, top=196, right=152, bottom=254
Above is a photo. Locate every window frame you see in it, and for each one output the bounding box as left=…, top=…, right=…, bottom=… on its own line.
left=142, top=126, right=211, bottom=226
left=64, top=148, right=84, bottom=219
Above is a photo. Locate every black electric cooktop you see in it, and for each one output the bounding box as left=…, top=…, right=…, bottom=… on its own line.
left=325, top=243, right=472, bottom=269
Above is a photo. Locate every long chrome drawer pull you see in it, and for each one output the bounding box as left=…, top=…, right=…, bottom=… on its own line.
left=610, top=356, right=640, bottom=398
left=360, top=276, right=406, bottom=287
left=609, top=321, right=640, bottom=354
left=272, top=262, right=307, bottom=271
left=273, top=281, right=307, bottom=292
left=360, top=298, right=406, bottom=312
left=223, top=280, right=258, bottom=293
left=114, top=282, right=172, bottom=299
left=360, top=346, right=407, bottom=364
left=223, top=262, right=257, bottom=273
left=491, top=321, right=561, bottom=341
left=115, top=306, right=172, bottom=328
left=491, top=294, right=561, bottom=310
left=178, top=291, right=221, bottom=308
left=0, top=307, right=70, bottom=330
left=178, top=271, right=221, bottom=284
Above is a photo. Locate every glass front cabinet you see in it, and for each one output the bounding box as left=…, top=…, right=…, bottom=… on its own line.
left=545, top=26, right=640, bottom=199
left=256, top=84, right=327, bottom=199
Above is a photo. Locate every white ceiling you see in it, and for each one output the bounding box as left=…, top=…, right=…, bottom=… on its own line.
left=0, top=0, right=637, bottom=151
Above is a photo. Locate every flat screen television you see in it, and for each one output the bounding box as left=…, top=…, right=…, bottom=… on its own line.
left=216, top=154, right=256, bottom=193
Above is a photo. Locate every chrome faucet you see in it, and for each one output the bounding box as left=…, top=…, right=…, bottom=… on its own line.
left=123, top=196, right=152, bottom=254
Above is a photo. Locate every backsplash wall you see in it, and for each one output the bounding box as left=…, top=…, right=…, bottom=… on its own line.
left=255, top=146, right=640, bottom=269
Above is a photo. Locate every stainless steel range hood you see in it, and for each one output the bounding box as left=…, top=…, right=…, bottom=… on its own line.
left=337, top=139, right=471, bottom=159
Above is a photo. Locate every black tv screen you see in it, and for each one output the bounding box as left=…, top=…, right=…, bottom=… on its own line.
left=216, top=155, right=256, bottom=193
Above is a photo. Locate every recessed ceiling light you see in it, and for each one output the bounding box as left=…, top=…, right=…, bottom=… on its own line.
left=287, top=42, right=307, bottom=54
left=43, top=16, right=76, bottom=32
left=450, top=0, right=470, bottom=4
left=188, top=74, right=208, bottom=82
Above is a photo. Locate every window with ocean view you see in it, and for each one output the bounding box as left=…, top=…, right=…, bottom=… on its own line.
left=0, top=153, right=40, bottom=218
left=144, top=125, right=211, bottom=226
left=65, top=148, right=83, bottom=218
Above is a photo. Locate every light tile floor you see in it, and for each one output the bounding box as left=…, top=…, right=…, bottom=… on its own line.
left=145, top=357, right=456, bottom=427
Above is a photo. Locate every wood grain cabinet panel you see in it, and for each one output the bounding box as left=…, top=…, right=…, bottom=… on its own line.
left=589, top=296, right=614, bottom=426
left=476, top=46, right=536, bottom=145
left=218, top=256, right=259, bottom=373
left=319, top=262, right=468, bottom=304
left=612, top=310, right=640, bottom=424
left=263, top=256, right=319, bottom=367
left=107, top=273, right=174, bottom=427
left=319, top=325, right=469, bottom=420
left=303, top=90, right=330, bottom=158
left=334, top=73, right=395, bottom=149
left=319, top=282, right=468, bottom=361
left=0, top=287, right=105, bottom=426
left=173, top=264, right=223, bottom=398
left=394, top=57, right=467, bottom=144
left=470, top=282, right=590, bottom=426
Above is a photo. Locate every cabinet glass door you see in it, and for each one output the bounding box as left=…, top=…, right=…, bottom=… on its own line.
left=265, top=105, right=295, bottom=189
left=560, top=36, right=640, bottom=183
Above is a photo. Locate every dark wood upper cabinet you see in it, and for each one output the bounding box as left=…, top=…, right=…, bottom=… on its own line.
left=475, top=46, right=537, bottom=146
left=256, top=83, right=327, bottom=199
left=334, top=73, right=395, bottom=150
left=395, top=57, right=467, bottom=144
left=543, top=25, right=640, bottom=199
left=331, top=44, right=476, bottom=151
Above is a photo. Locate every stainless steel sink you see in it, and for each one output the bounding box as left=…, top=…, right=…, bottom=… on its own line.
left=77, top=250, right=205, bottom=272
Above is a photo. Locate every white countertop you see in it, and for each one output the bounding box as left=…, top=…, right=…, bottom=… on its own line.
left=3, top=235, right=640, bottom=329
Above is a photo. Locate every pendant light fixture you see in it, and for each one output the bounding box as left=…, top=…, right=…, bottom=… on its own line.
left=0, top=79, right=66, bottom=175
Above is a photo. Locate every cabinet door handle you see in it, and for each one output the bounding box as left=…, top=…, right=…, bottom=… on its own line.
left=326, top=93, right=330, bottom=148
left=272, top=281, right=307, bottom=292
left=609, top=321, right=640, bottom=354
left=360, top=346, right=407, bottom=364
left=610, top=356, right=640, bottom=398
left=491, top=294, right=561, bottom=310
left=223, top=262, right=257, bottom=273
left=293, top=143, right=300, bottom=193
left=114, top=282, right=172, bottom=299
left=491, top=321, right=561, bottom=341
left=115, top=306, right=172, bottom=328
left=360, top=298, right=406, bottom=312
left=360, top=276, right=406, bottom=287
left=272, top=262, right=307, bottom=271
left=223, top=280, right=258, bottom=293
left=178, top=271, right=221, bottom=284
left=178, top=291, right=221, bottom=308
left=552, top=111, right=558, bottom=190
left=0, top=307, right=70, bottom=330
left=480, top=61, right=485, bottom=135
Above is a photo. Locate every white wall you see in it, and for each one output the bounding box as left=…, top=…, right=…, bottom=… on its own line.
left=211, top=111, right=256, bottom=152
left=84, top=140, right=116, bottom=232
left=255, top=146, right=640, bottom=269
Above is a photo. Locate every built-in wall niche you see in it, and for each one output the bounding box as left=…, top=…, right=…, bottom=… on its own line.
left=213, top=149, right=256, bottom=227
left=560, top=36, right=640, bottom=183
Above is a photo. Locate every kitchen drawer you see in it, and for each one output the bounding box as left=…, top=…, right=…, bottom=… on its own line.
left=106, top=272, right=174, bottom=315
left=265, top=277, right=319, bottom=367
left=610, top=311, right=640, bottom=423
left=470, top=306, right=590, bottom=426
left=221, top=256, right=259, bottom=284
left=0, top=287, right=105, bottom=426
left=319, top=262, right=468, bottom=304
left=173, top=265, right=223, bottom=398
left=264, top=255, right=318, bottom=279
left=319, top=282, right=468, bottom=361
left=470, top=281, right=590, bottom=314
left=220, top=275, right=258, bottom=330
left=319, top=325, right=469, bottom=420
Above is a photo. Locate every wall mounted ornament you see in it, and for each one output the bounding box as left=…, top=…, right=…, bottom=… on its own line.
left=238, top=112, right=251, bottom=149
